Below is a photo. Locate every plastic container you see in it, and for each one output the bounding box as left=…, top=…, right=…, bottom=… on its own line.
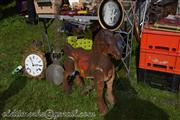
left=137, top=68, right=180, bottom=93
left=141, top=29, right=180, bottom=54
left=139, top=50, right=180, bottom=75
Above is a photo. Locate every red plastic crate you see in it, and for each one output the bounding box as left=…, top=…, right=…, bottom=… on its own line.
left=141, top=29, right=180, bottom=54
left=139, top=50, right=180, bottom=75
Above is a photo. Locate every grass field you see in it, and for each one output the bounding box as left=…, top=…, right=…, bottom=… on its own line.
left=0, top=2, right=180, bottom=120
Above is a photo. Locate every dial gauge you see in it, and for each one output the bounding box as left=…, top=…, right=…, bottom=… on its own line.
left=98, top=0, right=124, bottom=31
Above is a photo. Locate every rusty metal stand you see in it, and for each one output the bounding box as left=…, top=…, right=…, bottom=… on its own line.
left=115, top=0, right=137, bottom=77
left=41, top=18, right=54, bottom=53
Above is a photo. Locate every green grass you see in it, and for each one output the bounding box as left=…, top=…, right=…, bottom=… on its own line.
left=0, top=4, right=180, bottom=120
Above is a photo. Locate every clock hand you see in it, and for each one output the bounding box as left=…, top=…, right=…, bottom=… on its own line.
left=34, top=64, right=43, bottom=67
left=111, top=8, right=116, bottom=22
left=30, top=57, right=34, bottom=66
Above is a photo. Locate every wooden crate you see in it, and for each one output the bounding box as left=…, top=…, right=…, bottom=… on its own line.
left=34, top=0, right=61, bottom=14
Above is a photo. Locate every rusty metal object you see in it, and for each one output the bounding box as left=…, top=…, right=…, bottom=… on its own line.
left=149, top=0, right=178, bottom=23
left=63, top=29, right=124, bottom=115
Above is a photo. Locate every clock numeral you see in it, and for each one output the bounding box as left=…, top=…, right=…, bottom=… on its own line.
left=36, top=68, right=41, bottom=72
left=26, top=67, right=31, bottom=73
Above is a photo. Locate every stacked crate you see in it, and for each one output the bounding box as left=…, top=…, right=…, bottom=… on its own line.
left=138, top=28, right=180, bottom=92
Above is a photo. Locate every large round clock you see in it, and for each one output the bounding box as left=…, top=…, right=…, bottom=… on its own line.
left=23, top=51, right=46, bottom=79
left=98, top=0, right=124, bottom=31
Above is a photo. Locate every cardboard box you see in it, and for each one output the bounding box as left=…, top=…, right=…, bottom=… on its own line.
left=34, top=0, right=62, bottom=14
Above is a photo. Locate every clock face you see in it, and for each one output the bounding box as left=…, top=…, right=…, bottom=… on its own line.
left=98, top=0, right=124, bottom=31
left=103, top=1, right=120, bottom=26
left=25, top=54, right=44, bottom=77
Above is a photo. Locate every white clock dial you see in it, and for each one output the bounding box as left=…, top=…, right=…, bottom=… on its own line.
left=103, top=1, right=120, bottom=26
left=25, top=54, right=44, bottom=77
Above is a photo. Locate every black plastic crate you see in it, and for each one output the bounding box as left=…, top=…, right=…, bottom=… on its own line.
left=137, top=68, right=180, bottom=93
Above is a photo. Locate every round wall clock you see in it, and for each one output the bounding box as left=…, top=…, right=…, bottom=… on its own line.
left=23, top=51, right=46, bottom=79
left=98, top=0, right=124, bottom=31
